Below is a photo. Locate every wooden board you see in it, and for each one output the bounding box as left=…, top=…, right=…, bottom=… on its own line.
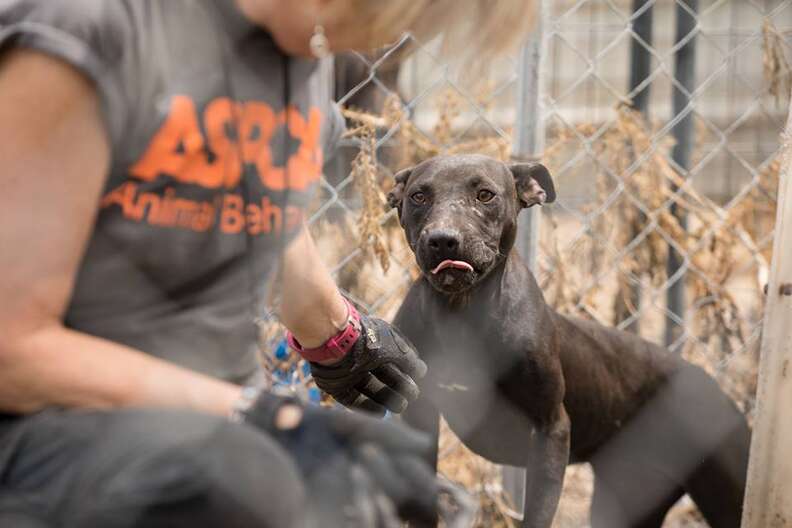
left=741, top=109, right=792, bottom=528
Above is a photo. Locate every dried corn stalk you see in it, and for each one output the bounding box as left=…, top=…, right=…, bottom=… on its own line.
left=347, top=119, right=391, bottom=273
left=762, top=18, right=791, bottom=106
left=433, top=89, right=462, bottom=147
left=542, top=105, right=767, bottom=359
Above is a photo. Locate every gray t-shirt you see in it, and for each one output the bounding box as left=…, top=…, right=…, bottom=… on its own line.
left=0, top=0, right=344, bottom=382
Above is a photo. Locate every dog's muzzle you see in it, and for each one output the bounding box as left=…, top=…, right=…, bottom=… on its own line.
left=419, top=228, right=480, bottom=292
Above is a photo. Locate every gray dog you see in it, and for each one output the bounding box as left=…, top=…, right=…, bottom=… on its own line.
left=386, top=154, right=750, bottom=528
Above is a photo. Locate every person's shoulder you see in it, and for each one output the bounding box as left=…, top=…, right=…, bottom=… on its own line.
left=0, top=0, right=132, bottom=59
left=0, top=0, right=129, bottom=26
left=0, top=0, right=147, bottom=149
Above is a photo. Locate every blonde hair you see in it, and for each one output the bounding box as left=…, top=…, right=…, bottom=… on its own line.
left=325, top=1, right=536, bottom=60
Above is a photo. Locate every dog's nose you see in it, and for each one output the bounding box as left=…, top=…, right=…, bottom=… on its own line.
left=426, top=229, right=461, bottom=253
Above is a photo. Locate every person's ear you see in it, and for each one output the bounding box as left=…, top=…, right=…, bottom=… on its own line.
left=386, top=166, right=414, bottom=214
left=509, top=162, right=556, bottom=208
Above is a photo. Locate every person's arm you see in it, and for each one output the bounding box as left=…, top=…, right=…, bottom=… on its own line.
left=0, top=50, right=241, bottom=416
left=277, top=219, right=426, bottom=415
left=277, top=225, right=348, bottom=354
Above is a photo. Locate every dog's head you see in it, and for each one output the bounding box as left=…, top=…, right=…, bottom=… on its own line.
left=387, top=154, right=555, bottom=295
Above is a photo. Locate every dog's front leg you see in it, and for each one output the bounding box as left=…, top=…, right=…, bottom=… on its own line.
left=521, top=404, right=570, bottom=528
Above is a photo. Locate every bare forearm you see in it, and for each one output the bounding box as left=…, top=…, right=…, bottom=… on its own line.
left=279, top=225, right=347, bottom=348
left=0, top=323, right=242, bottom=416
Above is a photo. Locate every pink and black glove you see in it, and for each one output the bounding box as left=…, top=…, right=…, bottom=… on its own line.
left=288, top=300, right=427, bottom=416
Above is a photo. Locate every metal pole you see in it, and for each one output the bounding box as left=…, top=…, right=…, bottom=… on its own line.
left=665, top=0, right=698, bottom=347
left=503, top=0, right=546, bottom=518
left=514, top=4, right=546, bottom=264
left=619, top=0, right=655, bottom=334
left=741, top=111, right=792, bottom=528
left=629, top=0, right=654, bottom=117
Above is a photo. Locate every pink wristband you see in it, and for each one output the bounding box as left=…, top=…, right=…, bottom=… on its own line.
left=286, top=299, right=361, bottom=363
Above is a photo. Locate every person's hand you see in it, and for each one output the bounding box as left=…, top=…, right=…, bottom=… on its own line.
left=237, top=390, right=438, bottom=527
left=309, top=315, right=427, bottom=416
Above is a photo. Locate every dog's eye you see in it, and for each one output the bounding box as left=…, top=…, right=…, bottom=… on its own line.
left=410, top=192, right=426, bottom=205
left=477, top=190, right=495, bottom=203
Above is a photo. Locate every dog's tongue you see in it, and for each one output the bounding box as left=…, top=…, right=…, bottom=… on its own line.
left=431, top=259, right=474, bottom=274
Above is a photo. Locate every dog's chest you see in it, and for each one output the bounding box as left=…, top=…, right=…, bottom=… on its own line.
left=422, top=317, right=537, bottom=464
left=423, top=312, right=523, bottom=388
left=424, top=317, right=494, bottom=389
left=427, top=363, right=538, bottom=465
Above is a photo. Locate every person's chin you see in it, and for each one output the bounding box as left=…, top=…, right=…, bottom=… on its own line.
left=269, top=31, right=314, bottom=58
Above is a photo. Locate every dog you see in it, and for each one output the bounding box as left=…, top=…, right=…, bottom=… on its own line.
left=387, top=154, right=750, bottom=528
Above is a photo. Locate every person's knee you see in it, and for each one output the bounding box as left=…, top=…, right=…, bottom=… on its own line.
left=74, top=409, right=306, bottom=528
left=197, top=416, right=307, bottom=527
left=0, top=512, right=51, bottom=528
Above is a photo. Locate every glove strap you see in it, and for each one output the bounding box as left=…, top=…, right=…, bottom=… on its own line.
left=232, top=388, right=305, bottom=434
left=287, top=298, right=361, bottom=363
left=229, top=385, right=261, bottom=424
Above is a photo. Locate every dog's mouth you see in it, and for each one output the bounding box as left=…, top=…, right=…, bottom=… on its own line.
left=423, top=258, right=480, bottom=293
left=416, top=238, right=499, bottom=294
left=431, top=260, right=475, bottom=274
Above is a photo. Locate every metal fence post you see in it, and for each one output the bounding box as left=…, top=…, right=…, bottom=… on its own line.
left=666, top=0, right=698, bottom=347
left=629, top=0, right=654, bottom=118
left=741, top=111, right=792, bottom=528
left=513, top=11, right=546, bottom=265
left=618, top=0, right=655, bottom=334
left=503, top=0, right=547, bottom=517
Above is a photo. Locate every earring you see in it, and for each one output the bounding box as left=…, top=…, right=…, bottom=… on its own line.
left=310, top=24, right=330, bottom=59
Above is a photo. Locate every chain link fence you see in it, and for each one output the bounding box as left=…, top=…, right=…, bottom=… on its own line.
left=261, top=1, right=792, bottom=525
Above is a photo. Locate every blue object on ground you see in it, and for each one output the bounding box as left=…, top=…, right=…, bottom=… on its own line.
left=274, top=339, right=289, bottom=360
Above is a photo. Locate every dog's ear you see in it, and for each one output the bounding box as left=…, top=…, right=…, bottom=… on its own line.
left=509, top=162, right=556, bottom=208
left=386, top=166, right=413, bottom=211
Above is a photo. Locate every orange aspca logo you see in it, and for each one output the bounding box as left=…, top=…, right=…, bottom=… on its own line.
left=101, top=95, right=318, bottom=236
left=129, top=95, right=323, bottom=191
left=101, top=182, right=305, bottom=235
